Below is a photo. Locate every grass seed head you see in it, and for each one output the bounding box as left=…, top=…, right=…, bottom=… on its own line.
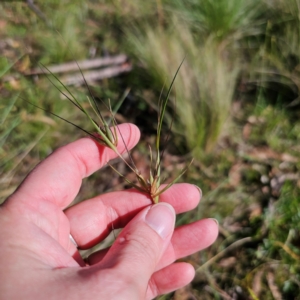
left=32, top=58, right=189, bottom=203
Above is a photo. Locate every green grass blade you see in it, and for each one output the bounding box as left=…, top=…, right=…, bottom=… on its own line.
left=39, top=63, right=120, bottom=148
left=153, top=158, right=194, bottom=197
left=0, top=93, right=19, bottom=126
left=0, top=55, right=24, bottom=78
left=39, top=63, right=84, bottom=112
left=108, top=163, right=147, bottom=193
left=0, top=118, right=21, bottom=149
left=156, top=58, right=185, bottom=151
left=19, top=97, right=104, bottom=143
left=110, top=87, right=131, bottom=122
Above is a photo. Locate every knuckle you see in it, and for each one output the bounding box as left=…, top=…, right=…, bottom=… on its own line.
left=147, top=277, right=161, bottom=299
left=116, top=224, right=162, bottom=270
left=124, top=229, right=160, bottom=261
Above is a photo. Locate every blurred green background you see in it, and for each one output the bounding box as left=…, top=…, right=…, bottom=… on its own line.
left=1, top=1, right=300, bottom=299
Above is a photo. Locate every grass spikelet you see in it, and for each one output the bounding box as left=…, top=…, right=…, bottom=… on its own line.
left=27, top=59, right=189, bottom=203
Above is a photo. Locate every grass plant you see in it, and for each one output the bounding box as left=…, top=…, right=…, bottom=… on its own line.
left=127, top=22, right=240, bottom=156
left=30, top=60, right=189, bottom=203
left=166, top=0, right=266, bottom=41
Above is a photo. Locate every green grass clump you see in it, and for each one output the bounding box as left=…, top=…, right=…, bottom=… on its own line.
left=124, top=0, right=267, bottom=156
left=166, top=0, right=266, bottom=40
left=255, top=181, right=300, bottom=298
left=127, top=22, right=240, bottom=156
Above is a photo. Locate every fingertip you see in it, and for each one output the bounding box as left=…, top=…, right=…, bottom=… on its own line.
left=179, top=262, right=196, bottom=283
left=171, top=218, right=219, bottom=258
left=185, top=183, right=202, bottom=208
left=209, top=218, right=219, bottom=226
left=204, top=218, right=219, bottom=243
left=159, top=183, right=201, bottom=213
left=148, top=262, right=196, bottom=298
left=164, top=262, right=196, bottom=287
left=208, top=218, right=219, bottom=241
left=192, top=184, right=202, bottom=201
left=116, top=123, right=141, bottom=152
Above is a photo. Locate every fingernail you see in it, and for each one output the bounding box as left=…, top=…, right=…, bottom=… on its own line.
left=145, top=203, right=176, bottom=239
left=193, top=184, right=202, bottom=198
left=209, top=218, right=219, bottom=226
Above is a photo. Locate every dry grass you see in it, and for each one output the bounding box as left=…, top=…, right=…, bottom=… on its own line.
left=127, top=21, right=240, bottom=156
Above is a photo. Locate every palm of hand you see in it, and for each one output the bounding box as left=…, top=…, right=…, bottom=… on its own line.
left=0, top=124, right=218, bottom=299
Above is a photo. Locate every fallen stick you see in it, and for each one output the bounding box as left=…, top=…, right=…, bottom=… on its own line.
left=28, top=54, right=128, bottom=75
left=62, top=63, right=132, bottom=85
left=3, top=57, right=132, bottom=84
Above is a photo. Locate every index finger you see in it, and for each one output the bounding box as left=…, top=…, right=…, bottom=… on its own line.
left=8, top=123, right=140, bottom=209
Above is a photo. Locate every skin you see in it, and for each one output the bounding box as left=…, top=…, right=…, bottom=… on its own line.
left=0, top=123, right=218, bottom=299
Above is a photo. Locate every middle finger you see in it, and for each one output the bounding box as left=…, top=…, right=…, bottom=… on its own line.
left=65, top=183, right=201, bottom=249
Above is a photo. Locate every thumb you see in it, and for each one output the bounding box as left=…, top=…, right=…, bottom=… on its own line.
left=101, top=202, right=175, bottom=294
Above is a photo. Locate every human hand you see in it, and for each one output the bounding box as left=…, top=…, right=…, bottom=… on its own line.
left=0, top=123, right=218, bottom=299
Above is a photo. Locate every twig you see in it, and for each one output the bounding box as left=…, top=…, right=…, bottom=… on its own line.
left=26, top=0, right=51, bottom=28
left=273, top=241, right=300, bottom=260
left=28, top=55, right=128, bottom=75
left=3, top=56, right=131, bottom=84
left=62, top=64, right=132, bottom=86
left=266, top=272, right=282, bottom=300
left=196, top=237, right=253, bottom=273
left=204, top=271, right=232, bottom=300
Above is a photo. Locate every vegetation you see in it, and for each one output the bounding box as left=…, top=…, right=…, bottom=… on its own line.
left=1, top=0, right=300, bottom=299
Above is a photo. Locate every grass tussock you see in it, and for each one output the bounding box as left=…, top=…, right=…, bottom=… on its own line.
left=128, top=22, right=240, bottom=155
